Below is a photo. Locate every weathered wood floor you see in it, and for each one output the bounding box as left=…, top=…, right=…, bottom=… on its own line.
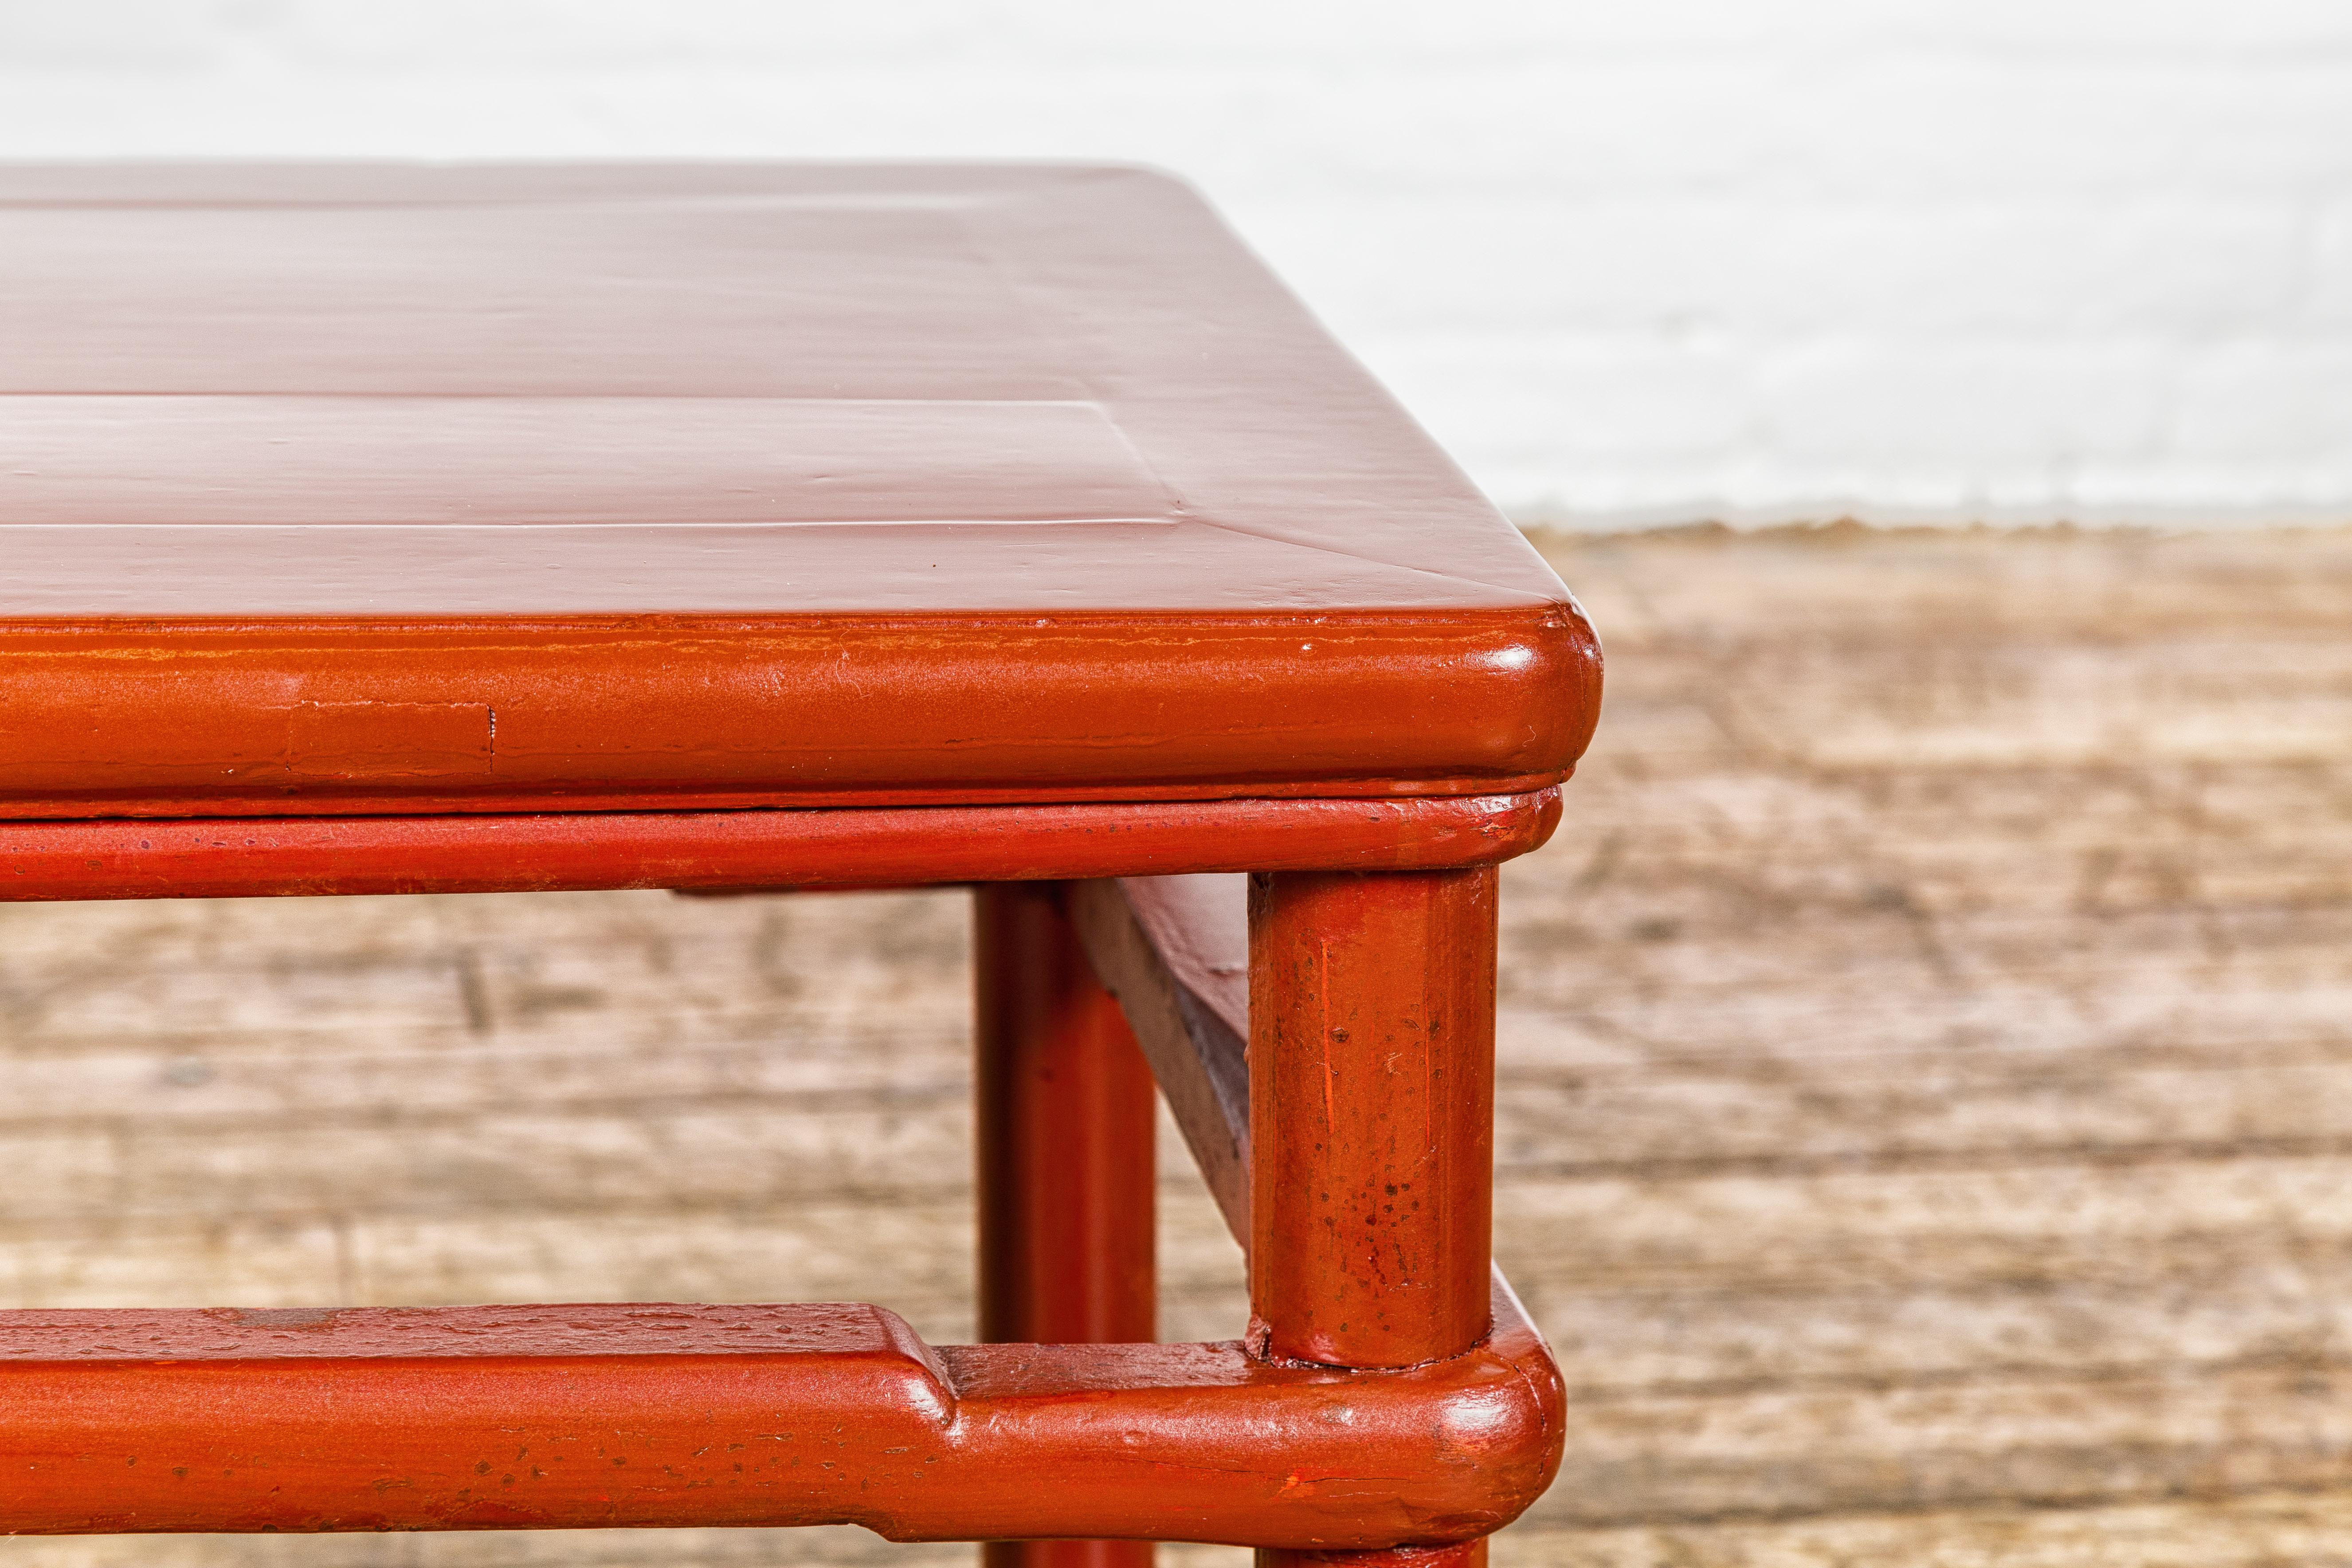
left=4, top=526, right=2351, bottom=1566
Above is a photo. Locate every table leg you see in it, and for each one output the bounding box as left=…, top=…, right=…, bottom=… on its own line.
left=974, top=883, right=1160, bottom=1568
left=1247, top=867, right=1499, bottom=1568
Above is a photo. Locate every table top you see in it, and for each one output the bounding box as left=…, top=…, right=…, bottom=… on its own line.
left=0, top=164, right=1599, bottom=819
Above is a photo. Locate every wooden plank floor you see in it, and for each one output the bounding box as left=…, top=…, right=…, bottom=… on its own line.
left=5, top=525, right=2352, bottom=1566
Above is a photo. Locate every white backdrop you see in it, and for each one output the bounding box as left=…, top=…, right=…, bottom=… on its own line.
left=4, top=0, right=2346, bottom=526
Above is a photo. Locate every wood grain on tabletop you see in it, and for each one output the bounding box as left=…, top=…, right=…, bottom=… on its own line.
left=4, top=525, right=2351, bottom=1565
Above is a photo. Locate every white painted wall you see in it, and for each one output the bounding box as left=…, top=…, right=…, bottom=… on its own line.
left=4, top=1, right=2346, bottom=526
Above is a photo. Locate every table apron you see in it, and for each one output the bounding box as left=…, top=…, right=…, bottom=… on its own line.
left=0, top=791, right=1560, bottom=902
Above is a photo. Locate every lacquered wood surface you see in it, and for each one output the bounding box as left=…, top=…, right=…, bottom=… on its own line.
left=1250, top=870, right=1497, bottom=1371
left=7, top=523, right=2344, bottom=1564
left=0, top=164, right=1600, bottom=817
left=974, top=885, right=1159, bottom=1568
left=0, top=789, right=1559, bottom=900
left=0, top=1290, right=1561, bottom=1547
left=1072, top=875, right=1254, bottom=1237
left=974, top=885, right=1158, bottom=1352
left=0, top=613, right=1590, bottom=819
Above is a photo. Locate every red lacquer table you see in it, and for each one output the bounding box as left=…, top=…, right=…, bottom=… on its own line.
left=0, top=164, right=1601, bottom=1566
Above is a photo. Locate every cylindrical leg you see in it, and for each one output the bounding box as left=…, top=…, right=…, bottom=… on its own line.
left=1248, top=867, right=1499, bottom=1567
left=974, top=882, right=1158, bottom=1568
